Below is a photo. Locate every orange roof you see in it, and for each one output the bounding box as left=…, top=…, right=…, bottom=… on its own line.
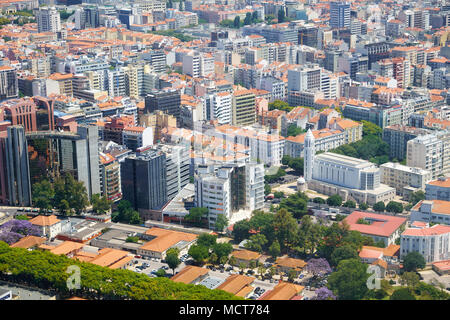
left=50, top=241, right=84, bottom=256
left=140, top=228, right=198, bottom=253
left=10, top=235, right=46, bottom=249
left=344, top=211, right=407, bottom=237
left=274, top=257, right=307, bottom=270
left=260, top=281, right=304, bottom=300
left=216, top=274, right=255, bottom=296
left=427, top=177, right=450, bottom=188
left=231, top=249, right=261, bottom=261
left=402, top=224, right=450, bottom=237
left=88, top=248, right=132, bottom=269
left=29, top=215, right=60, bottom=226
left=170, top=265, right=209, bottom=284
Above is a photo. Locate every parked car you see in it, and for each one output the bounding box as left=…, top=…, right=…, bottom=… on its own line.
left=135, top=255, right=142, bottom=259
left=17, top=208, right=24, bottom=212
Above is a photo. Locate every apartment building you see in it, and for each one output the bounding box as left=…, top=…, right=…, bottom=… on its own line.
left=401, top=224, right=450, bottom=263
left=382, top=125, right=429, bottom=161
left=379, top=162, right=432, bottom=197
left=410, top=200, right=450, bottom=225
left=232, top=89, right=256, bottom=127
left=0, top=66, right=19, bottom=101
left=284, top=128, right=345, bottom=158
left=426, top=177, right=450, bottom=201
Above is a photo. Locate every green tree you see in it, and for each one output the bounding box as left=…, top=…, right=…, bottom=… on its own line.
left=403, top=252, right=426, bottom=272
left=327, top=194, right=343, bottom=207
left=188, top=245, right=209, bottom=264
left=264, top=184, right=271, bottom=196
left=166, top=248, right=181, bottom=275
left=373, top=201, right=386, bottom=212
left=244, top=234, right=268, bottom=253
left=278, top=192, right=309, bottom=219
left=111, top=200, right=141, bottom=225
left=233, top=16, right=240, bottom=28
left=273, top=191, right=285, bottom=199
left=232, top=219, right=251, bottom=243
left=268, top=240, right=281, bottom=258
left=361, top=120, right=382, bottom=137
left=330, top=244, right=359, bottom=267
left=125, top=236, right=139, bottom=243
left=214, top=214, right=228, bottom=232
left=386, top=201, right=403, bottom=214
left=212, top=242, right=233, bottom=260
left=197, top=233, right=217, bottom=248
left=91, top=194, right=112, bottom=214
left=287, top=124, right=306, bottom=137
left=244, top=12, right=252, bottom=25
left=313, top=197, right=326, bottom=204
left=277, top=8, right=285, bottom=23
left=296, top=215, right=324, bottom=255
left=328, top=259, right=369, bottom=300
left=184, top=207, right=208, bottom=227
left=390, top=288, right=416, bottom=300
left=399, top=272, right=420, bottom=289
left=343, top=200, right=356, bottom=208
left=409, top=191, right=425, bottom=206
left=268, top=100, right=291, bottom=111
left=155, top=268, right=166, bottom=277
left=359, top=203, right=369, bottom=210
left=251, top=11, right=258, bottom=23
left=32, top=180, right=55, bottom=213
left=273, top=208, right=298, bottom=250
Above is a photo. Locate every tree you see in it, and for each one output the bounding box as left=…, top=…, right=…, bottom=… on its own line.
left=91, top=194, right=112, bottom=214
left=244, top=234, right=268, bottom=253
left=155, top=268, right=166, bottom=277
left=197, top=233, right=217, bottom=248
left=125, top=236, right=139, bottom=243
left=53, top=174, right=89, bottom=215
left=312, top=287, right=336, bottom=300
left=212, top=242, right=233, bottom=260
left=361, top=120, right=382, bottom=137
left=296, top=215, right=324, bottom=255
left=166, top=248, right=180, bottom=275
left=184, top=207, right=208, bottom=227
left=268, top=100, right=291, bottom=111
left=343, top=200, right=356, bottom=208
left=287, top=124, right=306, bottom=137
left=386, top=201, right=403, bottom=214
left=399, top=272, right=420, bottom=289
left=330, top=244, right=359, bottom=267
left=111, top=200, right=141, bottom=225
left=313, top=197, right=326, bottom=204
left=264, top=184, right=271, bottom=196
left=232, top=219, right=251, bottom=243
left=244, top=12, right=252, bottom=25
left=0, top=219, right=40, bottom=245
left=273, top=208, right=298, bottom=250
left=327, top=194, right=342, bottom=207
left=305, top=258, right=332, bottom=278
left=251, top=11, right=258, bottom=23
left=268, top=240, right=281, bottom=258
left=278, top=192, right=309, bottom=219
left=359, top=203, right=369, bottom=210
left=214, top=214, right=228, bottom=233
left=403, top=252, right=426, bottom=272
left=390, top=288, right=416, bottom=300
left=273, top=191, right=284, bottom=199
left=328, top=259, right=369, bottom=300
left=409, top=191, right=425, bottom=206
left=373, top=201, right=385, bottom=212
left=288, top=269, right=297, bottom=282
left=277, top=8, right=285, bottom=23
left=188, top=245, right=209, bottom=264
left=233, top=16, right=240, bottom=28
left=32, top=180, right=54, bottom=213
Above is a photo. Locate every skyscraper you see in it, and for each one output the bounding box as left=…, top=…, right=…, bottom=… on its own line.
left=304, top=129, right=315, bottom=182
left=0, top=66, right=18, bottom=101
left=329, top=1, right=350, bottom=29
left=5, top=126, right=32, bottom=207
left=145, top=90, right=181, bottom=120
left=34, top=7, right=61, bottom=33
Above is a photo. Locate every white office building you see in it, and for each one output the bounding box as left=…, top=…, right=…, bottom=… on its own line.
left=401, top=224, right=450, bottom=263
left=380, top=162, right=432, bottom=197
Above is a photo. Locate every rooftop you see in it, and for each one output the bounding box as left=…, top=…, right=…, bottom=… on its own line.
left=344, top=211, right=407, bottom=237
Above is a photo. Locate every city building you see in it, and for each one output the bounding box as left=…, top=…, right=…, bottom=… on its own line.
left=410, top=200, right=450, bottom=225
left=29, top=215, right=62, bottom=239
left=306, top=152, right=396, bottom=205
left=380, top=162, right=432, bottom=197
left=344, top=211, right=407, bottom=246
left=401, top=224, right=450, bottom=263
left=426, top=177, right=450, bottom=201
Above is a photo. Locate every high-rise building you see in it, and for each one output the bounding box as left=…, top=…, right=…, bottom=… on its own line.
left=304, top=129, right=315, bottom=182
left=145, top=90, right=181, bottom=121
left=232, top=89, right=256, bottom=127
left=195, top=162, right=264, bottom=229
left=34, top=7, right=61, bottom=33
left=121, top=149, right=167, bottom=217
left=5, top=126, right=32, bottom=207
left=329, top=1, right=350, bottom=29
left=0, top=66, right=18, bottom=101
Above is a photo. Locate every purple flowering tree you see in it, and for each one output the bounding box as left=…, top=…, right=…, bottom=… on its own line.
left=306, top=258, right=332, bottom=277
left=0, top=220, right=40, bottom=245
left=312, top=287, right=336, bottom=300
